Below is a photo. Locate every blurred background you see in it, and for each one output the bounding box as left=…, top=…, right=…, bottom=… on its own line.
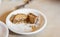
left=0, top=0, right=60, bottom=37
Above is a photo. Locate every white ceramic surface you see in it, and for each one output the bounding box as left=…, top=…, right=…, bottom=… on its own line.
left=6, top=8, right=47, bottom=35
left=0, top=21, right=9, bottom=37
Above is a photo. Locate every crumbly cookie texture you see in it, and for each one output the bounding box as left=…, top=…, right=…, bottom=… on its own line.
left=14, top=14, right=27, bottom=20
left=10, top=14, right=27, bottom=23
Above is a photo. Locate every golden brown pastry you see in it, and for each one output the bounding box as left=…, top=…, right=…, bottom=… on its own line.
left=10, top=14, right=27, bottom=23
left=28, top=13, right=37, bottom=24
left=10, top=13, right=38, bottom=24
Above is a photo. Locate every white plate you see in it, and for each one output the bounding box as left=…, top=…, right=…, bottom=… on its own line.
left=6, top=8, right=47, bottom=35
left=0, top=21, right=9, bottom=37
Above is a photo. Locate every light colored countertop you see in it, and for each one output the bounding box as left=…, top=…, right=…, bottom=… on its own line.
left=0, top=0, right=60, bottom=37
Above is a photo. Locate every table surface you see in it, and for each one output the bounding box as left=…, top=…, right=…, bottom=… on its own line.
left=0, top=0, right=60, bottom=37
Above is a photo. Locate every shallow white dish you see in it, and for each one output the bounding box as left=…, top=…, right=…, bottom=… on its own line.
left=6, top=8, right=47, bottom=35
left=0, top=21, right=9, bottom=37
